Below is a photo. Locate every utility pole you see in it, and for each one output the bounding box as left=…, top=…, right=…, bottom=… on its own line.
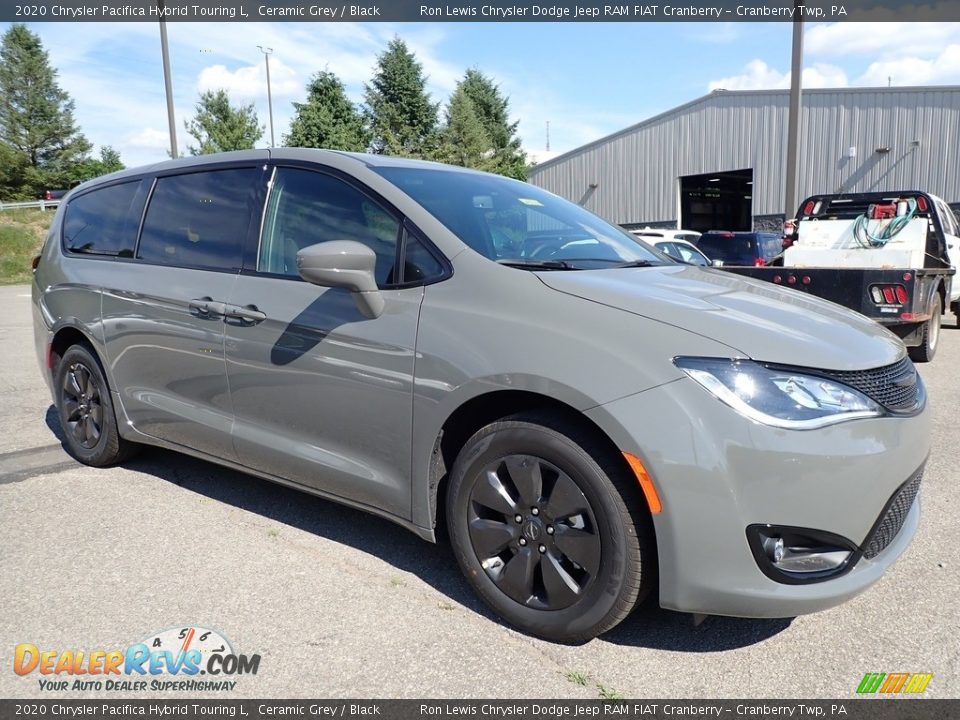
left=784, top=3, right=803, bottom=219
left=158, top=0, right=178, bottom=158
left=546, top=120, right=550, bottom=152
left=258, top=46, right=275, bottom=147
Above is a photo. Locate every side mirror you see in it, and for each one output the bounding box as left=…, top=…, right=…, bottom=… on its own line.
left=712, top=259, right=724, bottom=267
left=296, top=240, right=384, bottom=319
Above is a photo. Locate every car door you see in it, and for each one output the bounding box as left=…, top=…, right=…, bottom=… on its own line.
left=102, top=164, right=266, bottom=460
left=223, top=164, right=447, bottom=520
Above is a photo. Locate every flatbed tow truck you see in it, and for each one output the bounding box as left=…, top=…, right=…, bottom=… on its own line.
left=723, top=191, right=959, bottom=362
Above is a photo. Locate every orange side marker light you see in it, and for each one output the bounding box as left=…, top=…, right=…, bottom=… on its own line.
left=623, top=452, right=662, bottom=514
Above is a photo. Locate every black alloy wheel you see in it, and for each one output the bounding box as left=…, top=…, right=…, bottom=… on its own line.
left=55, top=344, right=137, bottom=466
left=447, top=413, right=653, bottom=643
left=467, top=454, right=601, bottom=610
left=61, top=360, right=103, bottom=449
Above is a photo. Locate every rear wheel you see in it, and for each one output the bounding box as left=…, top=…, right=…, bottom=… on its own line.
left=446, top=413, right=653, bottom=643
left=55, top=344, right=137, bottom=466
left=908, top=293, right=942, bottom=363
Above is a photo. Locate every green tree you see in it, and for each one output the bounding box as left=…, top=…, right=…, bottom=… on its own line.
left=458, top=69, right=527, bottom=179
left=437, top=87, right=494, bottom=171
left=285, top=71, right=368, bottom=151
left=76, top=146, right=125, bottom=182
left=0, top=24, right=92, bottom=199
left=185, top=89, right=263, bottom=155
left=363, top=37, right=439, bottom=157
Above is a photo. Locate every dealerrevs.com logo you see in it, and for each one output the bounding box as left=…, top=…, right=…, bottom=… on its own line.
left=14, top=626, right=260, bottom=692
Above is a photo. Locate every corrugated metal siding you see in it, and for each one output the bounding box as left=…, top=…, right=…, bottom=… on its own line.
left=529, top=87, right=960, bottom=225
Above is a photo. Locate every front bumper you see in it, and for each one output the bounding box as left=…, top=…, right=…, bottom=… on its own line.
left=586, top=376, right=929, bottom=618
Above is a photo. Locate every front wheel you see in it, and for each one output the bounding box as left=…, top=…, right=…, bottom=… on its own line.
left=908, top=293, right=942, bottom=363
left=446, top=414, right=653, bottom=643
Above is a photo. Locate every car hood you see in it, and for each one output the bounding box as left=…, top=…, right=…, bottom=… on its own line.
left=537, top=265, right=906, bottom=371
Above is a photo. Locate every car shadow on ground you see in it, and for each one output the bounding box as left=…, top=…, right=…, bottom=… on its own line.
left=45, top=405, right=793, bottom=651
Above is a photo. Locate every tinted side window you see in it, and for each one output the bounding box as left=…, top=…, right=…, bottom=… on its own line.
left=401, top=232, right=445, bottom=284
left=258, top=167, right=401, bottom=286
left=63, top=181, right=143, bottom=257
left=138, top=168, right=259, bottom=270
left=699, top=235, right=752, bottom=265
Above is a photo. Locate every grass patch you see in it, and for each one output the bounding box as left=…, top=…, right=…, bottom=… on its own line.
left=596, top=683, right=624, bottom=700
left=0, top=209, right=54, bottom=285
left=564, top=670, right=591, bottom=686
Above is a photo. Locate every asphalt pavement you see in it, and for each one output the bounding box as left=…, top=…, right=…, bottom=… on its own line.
left=1, top=282, right=958, bottom=699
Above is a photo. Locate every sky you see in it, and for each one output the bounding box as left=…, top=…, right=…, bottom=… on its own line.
left=2, top=20, right=960, bottom=169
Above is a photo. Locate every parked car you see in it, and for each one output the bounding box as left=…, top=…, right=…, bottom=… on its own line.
left=33, top=150, right=929, bottom=643
left=652, top=238, right=711, bottom=266
left=697, top=230, right=782, bottom=266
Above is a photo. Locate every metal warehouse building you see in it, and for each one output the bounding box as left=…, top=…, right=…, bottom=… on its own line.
left=527, top=86, right=960, bottom=232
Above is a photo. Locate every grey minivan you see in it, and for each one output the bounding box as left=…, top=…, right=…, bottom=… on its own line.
left=33, top=150, right=928, bottom=643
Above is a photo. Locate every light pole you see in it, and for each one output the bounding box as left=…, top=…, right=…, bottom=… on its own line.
left=258, top=45, right=275, bottom=147
left=158, top=0, right=178, bottom=158
left=784, top=2, right=803, bottom=219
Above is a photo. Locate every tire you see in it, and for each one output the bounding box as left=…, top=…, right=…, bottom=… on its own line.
left=55, top=344, right=137, bottom=467
left=446, top=412, right=653, bottom=643
left=908, top=293, right=942, bottom=363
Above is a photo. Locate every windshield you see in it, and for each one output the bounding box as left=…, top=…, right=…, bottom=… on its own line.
left=373, top=167, right=665, bottom=269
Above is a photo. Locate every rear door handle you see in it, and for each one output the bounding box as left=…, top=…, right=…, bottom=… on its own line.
left=189, top=297, right=228, bottom=318
left=226, top=303, right=267, bottom=325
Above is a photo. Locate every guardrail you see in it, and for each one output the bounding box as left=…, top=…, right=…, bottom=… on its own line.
left=0, top=199, right=61, bottom=212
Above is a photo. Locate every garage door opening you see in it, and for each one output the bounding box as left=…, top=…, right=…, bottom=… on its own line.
left=680, top=169, right=753, bottom=232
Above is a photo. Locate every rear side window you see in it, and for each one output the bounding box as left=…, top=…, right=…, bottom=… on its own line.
left=63, top=181, right=143, bottom=257
left=137, top=168, right=259, bottom=271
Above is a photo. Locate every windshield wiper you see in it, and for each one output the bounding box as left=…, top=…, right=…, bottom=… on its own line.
left=497, top=258, right=577, bottom=270
left=611, top=259, right=658, bottom=268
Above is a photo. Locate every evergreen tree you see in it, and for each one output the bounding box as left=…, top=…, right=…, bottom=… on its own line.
left=77, top=146, right=125, bottom=182
left=0, top=24, right=92, bottom=198
left=363, top=37, right=438, bottom=157
left=285, top=71, right=368, bottom=151
left=185, top=90, right=263, bottom=155
left=97, top=146, right=125, bottom=174
left=438, top=87, right=494, bottom=171
left=459, top=69, right=527, bottom=179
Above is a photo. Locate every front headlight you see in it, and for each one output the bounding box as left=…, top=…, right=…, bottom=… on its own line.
left=674, top=357, right=882, bottom=430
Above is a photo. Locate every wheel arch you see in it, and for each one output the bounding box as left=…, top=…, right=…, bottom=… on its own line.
left=423, top=388, right=654, bottom=542
left=49, top=323, right=100, bottom=378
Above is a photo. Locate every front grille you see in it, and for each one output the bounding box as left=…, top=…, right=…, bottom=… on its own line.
left=862, top=469, right=923, bottom=559
left=821, top=356, right=921, bottom=413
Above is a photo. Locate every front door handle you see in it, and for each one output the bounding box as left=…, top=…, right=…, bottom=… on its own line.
left=226, top=304, right=267, bottom=325
left=189, top=297, right=228, bottom=318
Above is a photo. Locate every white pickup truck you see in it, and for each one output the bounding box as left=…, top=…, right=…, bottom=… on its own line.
left=724, top=191, right=958, bottom=362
